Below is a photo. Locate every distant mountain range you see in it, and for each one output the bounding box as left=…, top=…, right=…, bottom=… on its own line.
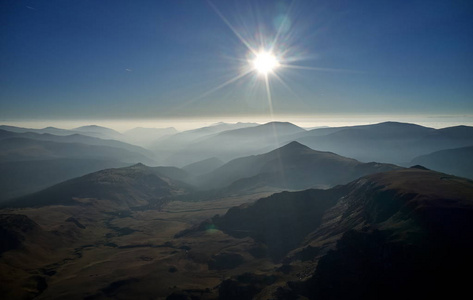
left=4, top=121, right=471, bottom=170
left=410, top=146, right=473, bottom=179
left=0, top=124, right=178, bottom=148
left=73, top=125, right=124, bottom=140
left=0, top=128, right=158, bottom=201
left=150, top=122, right=259, bottom=166
left=292, top=122, right=473, bottom=165
left=159, top=122, right=306, bottom=166
left=0, top=125, right=73, bottom=136
left=0, top=129, right=156, bottom=161
left=1, top=121, right=471, bottom=201
left=0, top=125, right=124, bottom=140
left=148, top=121, right=473, bottom=171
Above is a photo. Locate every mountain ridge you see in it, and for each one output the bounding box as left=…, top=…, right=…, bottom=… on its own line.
left=181, top=168, right=473, bottom=298
left=1, top=164, right=193, bottom=209
left=198, top=141, right=400, bottom=191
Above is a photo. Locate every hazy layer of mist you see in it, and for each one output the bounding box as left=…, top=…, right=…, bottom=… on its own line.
left=2, top=114, right=473, bottom=132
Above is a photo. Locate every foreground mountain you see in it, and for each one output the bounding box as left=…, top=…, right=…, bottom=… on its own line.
left=2, top=164, right=193, bottom=210
left=1, top=166, right=472, bottom=299
left=198, top=141, right=400, bottom=191
left=410, top=146, right=473, bottom=179
left=292, top=122, right=473, bottom=164
left=181, top=167, right=473, bottom=298
left=0, top=214, right=61, bottom=255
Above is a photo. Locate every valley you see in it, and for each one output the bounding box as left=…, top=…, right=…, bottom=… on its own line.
left=0, top=193, right=272, bottom=299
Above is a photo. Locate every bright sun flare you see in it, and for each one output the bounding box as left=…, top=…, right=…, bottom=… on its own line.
left=252, top=51, right=280, bottom=75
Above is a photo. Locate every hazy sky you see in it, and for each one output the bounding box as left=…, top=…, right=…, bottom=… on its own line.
left=1, top=0, right=472, bottom=123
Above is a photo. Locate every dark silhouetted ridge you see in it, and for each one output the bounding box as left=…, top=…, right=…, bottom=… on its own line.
left=182, top=168, right=473, bottom=298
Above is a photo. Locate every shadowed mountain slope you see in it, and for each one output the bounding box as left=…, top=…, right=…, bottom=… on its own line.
left=2, top=164, right=193, bottom=209
left=0, top=214, right=61, bottom=255
left=182, top=157, right=225, bottom=176
left=184, top=168, right=473, bottom=298
left=300, top=168, right=473, bottom=299
left=0, top=159, right=129, bottom=201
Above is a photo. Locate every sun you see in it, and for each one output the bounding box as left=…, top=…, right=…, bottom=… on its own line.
left=251, top=51, right=280, bottom=75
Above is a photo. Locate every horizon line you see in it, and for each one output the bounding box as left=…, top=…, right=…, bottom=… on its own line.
left=1, top=114, right=473, bottom=132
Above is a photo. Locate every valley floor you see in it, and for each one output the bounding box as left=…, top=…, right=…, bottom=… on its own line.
left=0, top=192, right=276, bottom=299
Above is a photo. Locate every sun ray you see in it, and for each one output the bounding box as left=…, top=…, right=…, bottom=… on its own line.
left=207, top=1, right=257, bottom=55
left=270, top=1, right=296, bottom=52
left=264, top=74, right=274, bottom=118
left=169, top=68, right=254, bottom=113
left=280, top=64, right=363, bottom=74
left=191, top=68, right=253, bottom=102
left=271, top=71, right=301, bottom=100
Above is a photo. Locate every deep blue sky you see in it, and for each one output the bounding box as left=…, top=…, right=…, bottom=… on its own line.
left=1, top=0, right=472, bottom=122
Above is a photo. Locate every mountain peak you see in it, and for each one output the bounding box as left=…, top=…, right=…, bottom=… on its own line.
left=74, top=125, right=120, bottom=133
left=409, top=165, right=430, bottom=170
left=279, top=141, right=311, bottom=151
left=263, top=121, right=301, bottom=128
left=76, top=125, right=102, bottom=129
left=130, top=162, right=148, bottom=168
